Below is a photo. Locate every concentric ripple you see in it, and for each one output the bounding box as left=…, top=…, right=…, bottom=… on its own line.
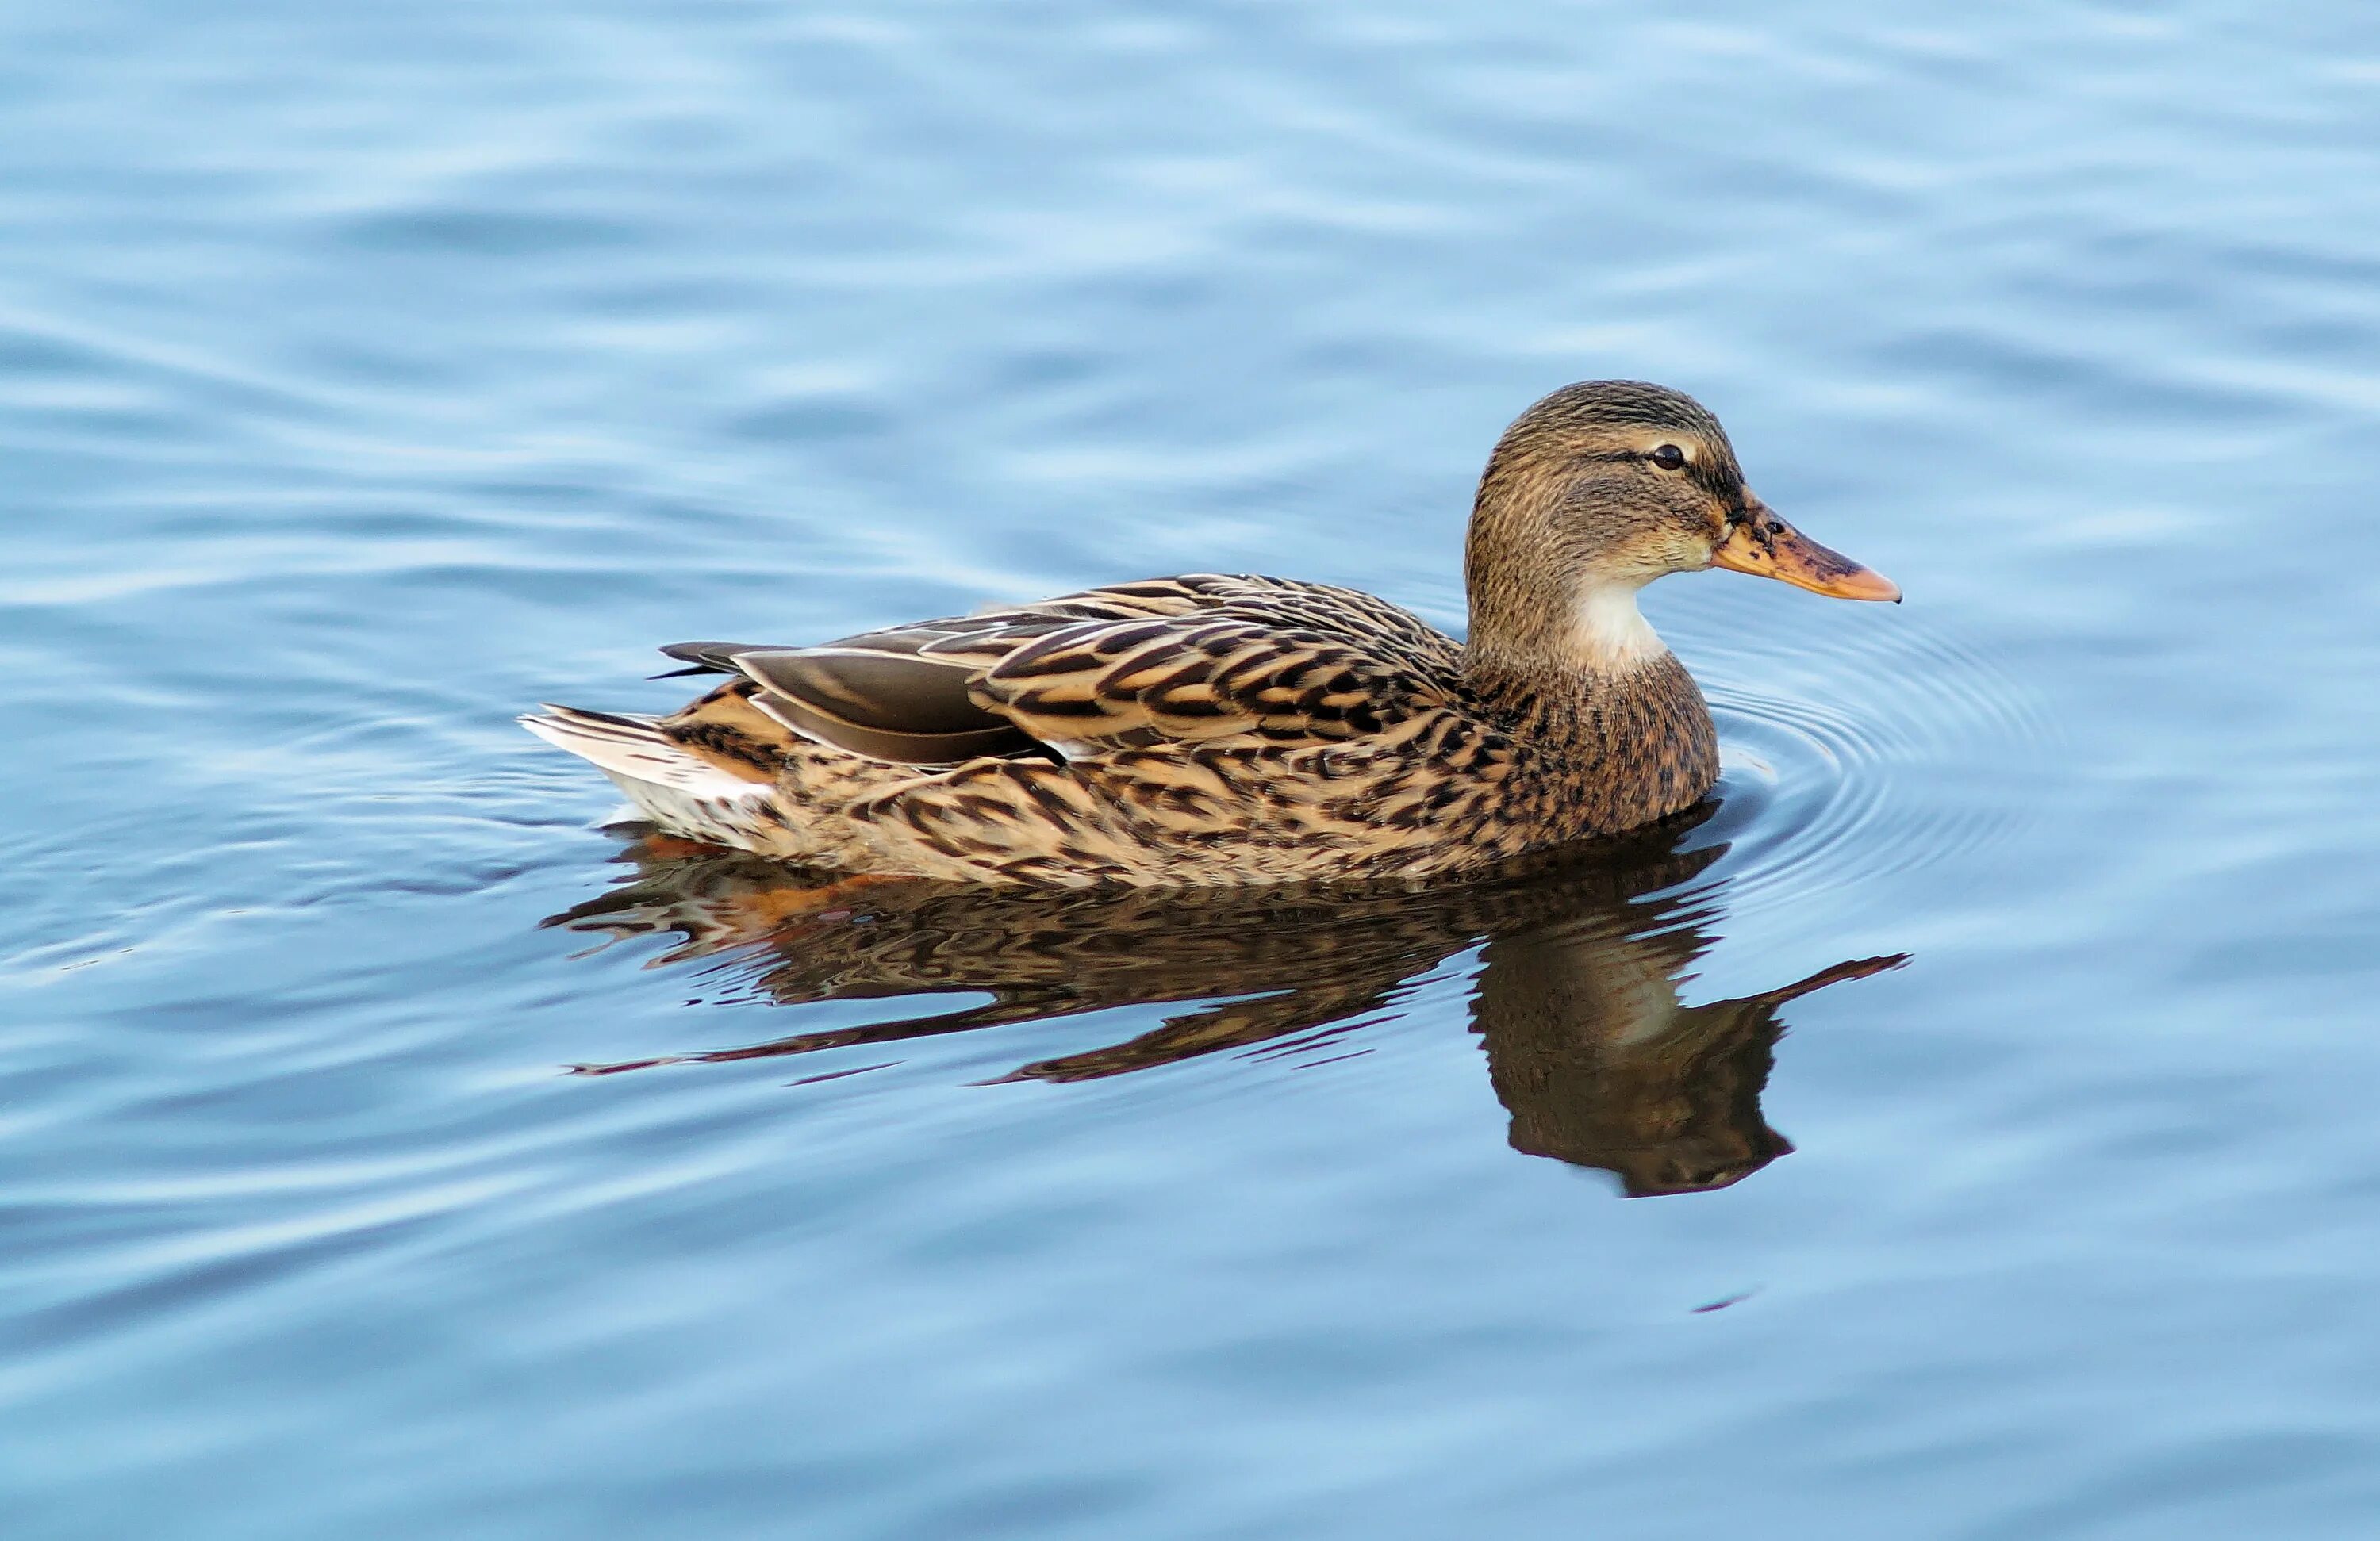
left=1664, top=598, right=2056, bottom=911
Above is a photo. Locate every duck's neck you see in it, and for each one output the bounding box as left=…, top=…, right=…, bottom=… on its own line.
left=1561, top=580, right=1668, bottom=673
left=1465, top=576, right=1670, bottom=682
left=1461, top=585, right=1718, bottom=840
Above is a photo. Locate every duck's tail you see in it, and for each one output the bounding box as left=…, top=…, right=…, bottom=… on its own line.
left=520, top=704, right=781, bottom=846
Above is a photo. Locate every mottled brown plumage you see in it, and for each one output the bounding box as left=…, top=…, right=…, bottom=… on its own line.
left=523, top=381, right=1897, bottom=885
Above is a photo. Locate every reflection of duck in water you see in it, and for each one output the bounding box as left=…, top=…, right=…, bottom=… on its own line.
left=547, top=810, right=1904, bottom=1196
left=1474, top=916, right=1896, bottom=1196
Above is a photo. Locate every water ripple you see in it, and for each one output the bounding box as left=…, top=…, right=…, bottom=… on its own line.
left=1680, top=604, right=2053, bottom=908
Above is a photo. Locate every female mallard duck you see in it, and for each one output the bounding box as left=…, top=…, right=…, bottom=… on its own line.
left=524, top=381, right=1897, bottom=885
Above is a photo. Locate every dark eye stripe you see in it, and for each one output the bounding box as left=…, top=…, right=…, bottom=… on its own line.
left=1574, top=447, right=1699, bottom=467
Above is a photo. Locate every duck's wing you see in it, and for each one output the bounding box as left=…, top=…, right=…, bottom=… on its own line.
left=651, top=577, right=1229, bottom=679
left=665, top=574, right=1464, bottom=766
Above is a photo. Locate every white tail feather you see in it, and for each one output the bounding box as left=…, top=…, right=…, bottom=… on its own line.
left=520, top=705, right=776, bottom=842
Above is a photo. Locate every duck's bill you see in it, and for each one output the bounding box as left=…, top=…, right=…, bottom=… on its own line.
left=1710, top=501, right=1901, bottom=602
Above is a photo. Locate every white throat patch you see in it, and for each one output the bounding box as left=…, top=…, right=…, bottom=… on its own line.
left=1565, top=583, right=1667, bottom=670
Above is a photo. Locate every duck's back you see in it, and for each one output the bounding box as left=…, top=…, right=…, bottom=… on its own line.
left=525, top=575, right=1530, bottom=884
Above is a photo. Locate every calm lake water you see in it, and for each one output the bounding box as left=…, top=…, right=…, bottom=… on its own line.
left=7, top=2, right=2380, bottom=1535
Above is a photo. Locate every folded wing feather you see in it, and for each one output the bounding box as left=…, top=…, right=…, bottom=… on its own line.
left=658, top=575, right=1464, bottom=769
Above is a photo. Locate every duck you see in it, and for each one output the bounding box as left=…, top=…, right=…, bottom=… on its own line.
left=522, top=380, right=1898, bottom=886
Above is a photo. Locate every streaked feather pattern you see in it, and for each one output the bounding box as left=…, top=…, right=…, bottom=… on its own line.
left=524, top=573, right=1713, bottom=884
left=517, top=381, right=1891, bottom=884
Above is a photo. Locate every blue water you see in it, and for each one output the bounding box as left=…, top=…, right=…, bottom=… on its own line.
left=7, top=2, right=2380, bottom=1535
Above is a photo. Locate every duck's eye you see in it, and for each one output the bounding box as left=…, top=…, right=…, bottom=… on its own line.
left=1649, top=443, right=1687, bottom=471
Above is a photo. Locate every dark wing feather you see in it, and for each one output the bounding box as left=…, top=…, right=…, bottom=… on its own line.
left=653, top=641, right=785, bottom=679
left=731, top=640, right=1043, bottom=764
left=659, top=575, right=1463, bottom=767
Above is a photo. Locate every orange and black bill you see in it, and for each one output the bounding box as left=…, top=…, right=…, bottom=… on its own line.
left=1710, top=494, right=1900, bottom=602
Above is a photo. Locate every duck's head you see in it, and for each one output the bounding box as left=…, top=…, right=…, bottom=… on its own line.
left=1465, top=381, right=1897, bottom=671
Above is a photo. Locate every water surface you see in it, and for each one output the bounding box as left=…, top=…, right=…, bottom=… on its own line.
left=6, top=2, right=2380, bottom=1535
